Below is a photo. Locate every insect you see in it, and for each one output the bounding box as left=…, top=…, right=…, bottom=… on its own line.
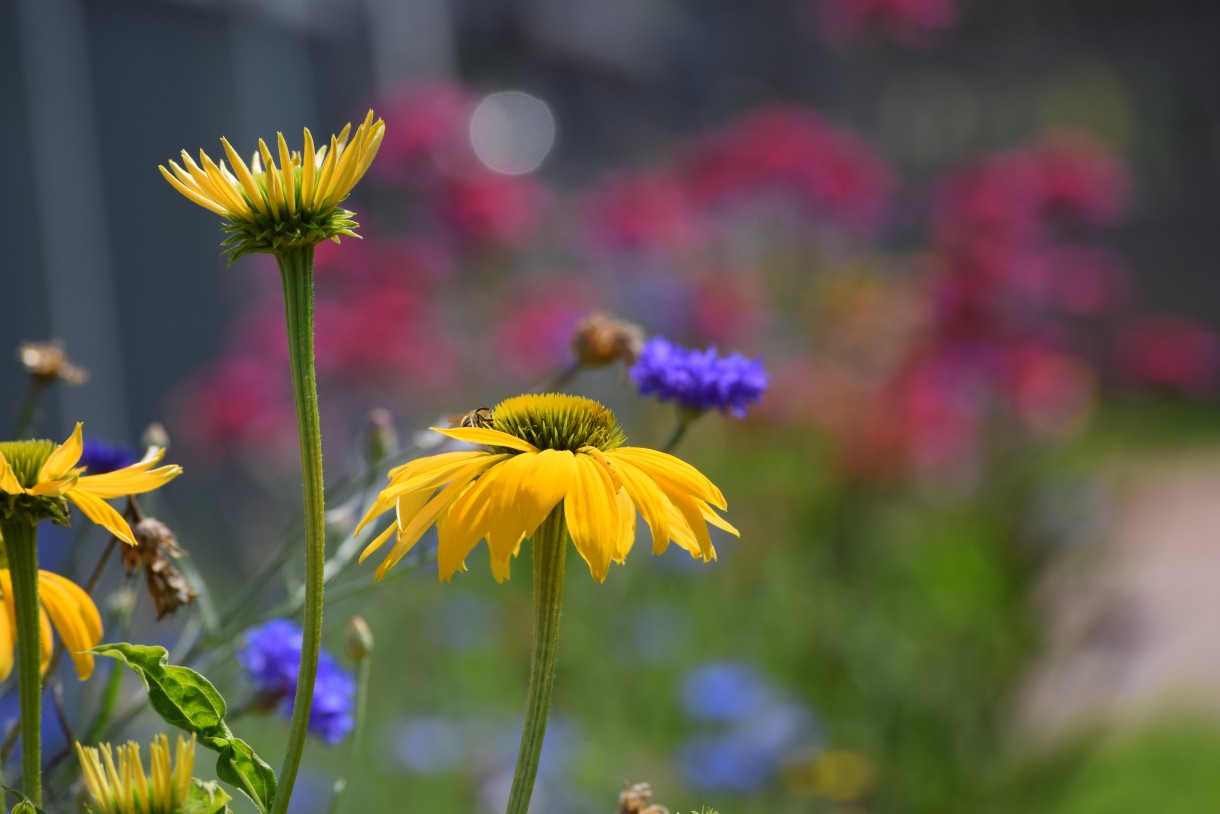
left=447, top=407, right=494, bottom=429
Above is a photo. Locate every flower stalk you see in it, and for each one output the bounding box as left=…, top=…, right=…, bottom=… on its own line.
left=2, top=518, right=43, bottom=805
left=270, top=246, right=328, bottom=814
left=505, top=506, right=568, bottom=814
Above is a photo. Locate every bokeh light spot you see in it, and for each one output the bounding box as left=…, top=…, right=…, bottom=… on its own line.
left=469, top=91, right=556, bottom=175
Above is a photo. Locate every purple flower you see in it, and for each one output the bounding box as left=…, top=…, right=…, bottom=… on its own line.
left=78, top=438, right=140, bottom=474
left=629, top=337, right=767, bottom=417
left=238, top=620, right=356, bottom=744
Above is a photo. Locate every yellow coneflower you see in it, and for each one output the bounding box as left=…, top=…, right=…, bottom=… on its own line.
left=358, top=394, right=737, bottom=814
left=0, top=423, right=182, bottom=546
left=76, top=734, right=196, bottom=814
left=0, top=568, right=101, bottom=680
left=356, top=393, right=738, bottom=583
left=159, top=110, right=385, bottom=263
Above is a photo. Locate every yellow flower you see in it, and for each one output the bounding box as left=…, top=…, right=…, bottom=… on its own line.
left=356, top=394, right=737, bottom=582
left=0, top=568, right=101, bottom=680
left=76, top=734, right=197, bottom=814
left=0, top=423, right=183, bottom=546
left=159, top=110, right=386, bottom=262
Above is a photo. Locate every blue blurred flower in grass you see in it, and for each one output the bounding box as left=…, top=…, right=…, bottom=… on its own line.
left=680, top=661, right=773, bottom=722
left=629, top=337, right=767, bottom=417
left=239, top=620, right=356, bottom=744
left=679, top=661, right=823, bottom=793
left=78, top=438, right=140, bottom=474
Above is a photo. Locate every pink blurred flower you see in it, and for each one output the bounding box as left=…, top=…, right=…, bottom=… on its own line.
left=582, top=171, right=698, bottom=253
left=1115, top=316, right=1220, bottom=396
left=376, top=83, right=472, bottom=180
left=679, top=105, right=893, bottom=229
left=434, top=172, right=549, bottom=248
left=1032, top=133, right=1129, bottom=226
left=490, top=281, right=596, bottom=379
left=170, top=357, right=295, bottom=460
left=1003, top=344, right=1096, bottom=439
left=812, top=0, right=958, bottom=49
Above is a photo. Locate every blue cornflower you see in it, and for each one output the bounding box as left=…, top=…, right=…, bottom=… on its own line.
left=680, top=661, right=773, bottom=723
left=629, top=337, right=767, bottom=417
left=78, top=438, right=141, bottom=474
left=238, top=620, right=356, bottom=744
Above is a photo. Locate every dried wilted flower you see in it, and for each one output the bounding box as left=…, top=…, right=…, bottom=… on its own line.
left=618, top=782, right=670, bottom=814
left=125, top=517, right=198, bottom=620
left=17, top=340, right=88, bottom=385
left=572, top=313, right=645, bottom=368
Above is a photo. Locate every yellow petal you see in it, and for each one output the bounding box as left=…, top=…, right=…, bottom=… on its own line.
left=301, top=128, right=317, bottom=208
left=65, top=490, right=137, bottom=545
left=39, top=572, right=101, bottom=680
left=38, top=606, right=53, bottom=676
left=613, top=488, right=637, bottom=563
left=277, top=132, right=297, bottom=217
left=661, top=488, right=717, bottom=561
left=73, top=458, right=182, bottom=500
left=564, top=453, right=619, bottom=581
left=605, top=454, right=672, bottom=555
left=0, top=597, right=12, bottom=682
left=482, top=450, right=572, bottom=565
left=38, top=422, right=84, bottom=482
left=219, top=137, right=270, bottom=217
left=437, top=463, right=512, bottom=581
left=0, top=450, right=25, bottom=495
left=609, top=447, right=726, bottom=509
left=356, top=451, right=489, bottom=535
left=159, top=164, right=231, bottom=216
left=357, top=522, right=396, bottom=564
left=700, top=503, right=739, bottom=538
left=373, top=456, right=504, bottom=579
left=430, top=427, right=539, bottom=454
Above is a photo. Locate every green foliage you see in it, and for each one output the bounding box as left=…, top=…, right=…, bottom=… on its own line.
left=2, top=787, right=46, bottom=814
left=91, top=643, right=276, bottom=814
left=185, top=780, right=233, bottom=814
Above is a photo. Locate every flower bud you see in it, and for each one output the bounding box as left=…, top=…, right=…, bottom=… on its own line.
left=345, top=615, right=374, bottom=662
left=571, top=313, right=645, bottom=368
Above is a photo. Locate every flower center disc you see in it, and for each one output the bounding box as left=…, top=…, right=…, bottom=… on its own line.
left=0, top=440, right=56, bottom=488
left=491, top=394, right=625, bottom=453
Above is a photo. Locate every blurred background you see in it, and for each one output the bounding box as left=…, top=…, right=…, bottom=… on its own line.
left=5, top=0, right=1220, bottom=811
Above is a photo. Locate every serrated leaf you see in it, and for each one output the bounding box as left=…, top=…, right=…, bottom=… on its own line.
left=91, top=643, right=229, bottom=741
left=216, top=737, right=277, bottom=813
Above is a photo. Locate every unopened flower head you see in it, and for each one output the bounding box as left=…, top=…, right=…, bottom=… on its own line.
left=571, top=312, right=645, bottom=368
left=630, top=337, right=768, bottom=418
left=0, top=423, right=182, bottom=546
left=18, top=340, right=88, bottom=385
left=356, top=393, right=738, bottom=583
left=76, top=734, right=196, bottom=814
left=0, top=566, right=102, bottom=680
left=159, top=110, right=386, bottom=263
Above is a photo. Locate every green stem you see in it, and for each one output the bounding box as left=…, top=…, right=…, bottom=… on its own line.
left=328, top=650, right=371, bottom=814
left=662, top=407, right=702, bottom=454
left=12, top=380, right=45, bottom=438
left=3, top=519, right=43, bottom=805
left=505, top=507, right=567, bottom=814
left=270, top=247, right=328, bottom=814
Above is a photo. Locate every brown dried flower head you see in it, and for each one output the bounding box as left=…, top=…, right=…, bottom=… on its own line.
left=618, top=782, right=670, bottom=814
left=18, top=340, right=88, bottom=385
left=572, top=313, right=645, bottom=368
left=126, top=517, right=198, bottom=620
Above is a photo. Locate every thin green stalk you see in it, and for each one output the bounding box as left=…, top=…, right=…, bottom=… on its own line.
left=329, top=649, right=371, bottom=814
left=270, top=247, right=328, bottom=814
left=505, top=507, right=567, bottom=814
left=11, top=380, right=44, bottom=438
left=662, top=407, right=702, bottom=454
left=3, top=519, right=43, bottom=805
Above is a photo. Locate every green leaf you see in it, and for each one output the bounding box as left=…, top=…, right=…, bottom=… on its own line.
left=90, top=643, right=228, bottom=742
left=2, top=786, right=48, bottom=814
left=216, top=738, right=277, bottom=813
left=184, top=780, right=232, bottom=814
left=92, top=642, right=278, bottom=814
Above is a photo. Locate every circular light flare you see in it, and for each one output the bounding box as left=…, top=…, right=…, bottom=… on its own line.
left=469, top=91, right=556, bottom=175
